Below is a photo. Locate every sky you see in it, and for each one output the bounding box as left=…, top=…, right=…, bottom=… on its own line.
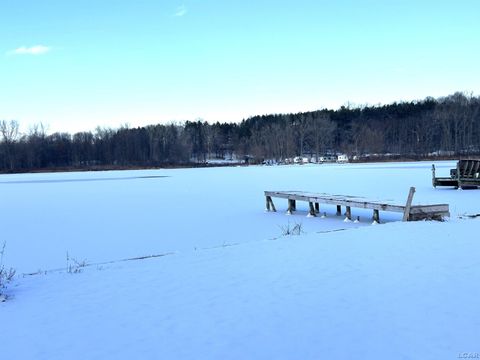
left=1, top=0, right=479, bottom=134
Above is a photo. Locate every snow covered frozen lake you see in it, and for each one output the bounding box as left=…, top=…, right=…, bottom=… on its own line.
left=1, top=161, right=480, bottom=359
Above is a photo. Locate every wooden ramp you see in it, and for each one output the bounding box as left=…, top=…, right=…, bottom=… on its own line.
left=265, top=187, right=449, bottom=222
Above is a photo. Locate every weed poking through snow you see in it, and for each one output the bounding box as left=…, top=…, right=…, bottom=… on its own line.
left=279, top=221, right=304, bottom=236
left=66, top=252, right=88, bottom=274
left=0, top=242, right=16, bottom=301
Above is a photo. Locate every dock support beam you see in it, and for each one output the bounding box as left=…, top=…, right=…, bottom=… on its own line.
left=287, top=199, right=295, bottom=214
left=308, top=202, right=316, bottom=217
left=402, top=187, right=416, bottom=222
left=315, top=202, right=320, bottom=213
left=373, top=209, right=380, bottom=223
left=431, top=164, right=436, bottom=188
left=457, top=162, right=461, bottom=189
left=336, top=205, right=341, bottom=216
left=266, top=196, right=276, bottom=212
left=345, top=206, right=352, bottom=220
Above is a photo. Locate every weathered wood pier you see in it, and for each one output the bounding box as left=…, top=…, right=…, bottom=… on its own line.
left=265, top=187, right=449, bottom=222
left=432, top=159, right=480, bottom=189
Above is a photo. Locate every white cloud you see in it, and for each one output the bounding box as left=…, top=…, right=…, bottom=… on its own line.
left=174, top=5, right=187, bottom=17
left=8, top=45, right=51, bottom=56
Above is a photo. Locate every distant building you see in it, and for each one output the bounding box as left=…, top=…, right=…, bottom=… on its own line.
left=319, top=155, right=336, bottom=163
left=337, top=154, right=349, bottom=163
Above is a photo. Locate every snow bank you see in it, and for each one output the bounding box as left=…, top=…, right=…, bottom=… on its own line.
left=1, top=161, right=480, bottom=359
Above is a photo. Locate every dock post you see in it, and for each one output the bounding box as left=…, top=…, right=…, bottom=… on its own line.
left=457, top=161, right=461, bottom=189
left=373, top=209, right=380, bottom=223
left=431, top=164, right=436, bottom=188
left=315, top=202, right=320, bottom=213
left=402, top=187, right=415, bottom=222
left=292, top=200, right=297, bottom=211
left=266, top=196, right=270, bottom=211
left=308, top=202, right=316, bottom=217
left=270, top=198, right=276, bottom=212
left=336, top=205, right=341, bottom=216
left=287, top=199, right=294, bottom=214
left=266, top=196, right=276, bottom=212
left=345, top=206, right=352, bottom=220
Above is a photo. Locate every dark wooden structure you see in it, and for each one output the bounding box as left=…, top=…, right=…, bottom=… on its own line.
left=265, top=187, right=449, bottom=222
left=432, top=159, right=480, bottom=189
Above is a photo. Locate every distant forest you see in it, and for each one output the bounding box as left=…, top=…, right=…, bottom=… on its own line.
left=1, top=92, right=480, bottom=172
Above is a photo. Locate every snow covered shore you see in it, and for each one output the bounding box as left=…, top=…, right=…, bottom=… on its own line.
left=1, top=161, right=479, bottom=359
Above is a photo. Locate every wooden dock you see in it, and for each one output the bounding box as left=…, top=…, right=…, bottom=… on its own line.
left=264, top=187, right=449, bottom=222
left=432, top=160, right=480, bottom=189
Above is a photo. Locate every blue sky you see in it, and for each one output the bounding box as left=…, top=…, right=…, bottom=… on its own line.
left=1, top=0, right=479, bottom=134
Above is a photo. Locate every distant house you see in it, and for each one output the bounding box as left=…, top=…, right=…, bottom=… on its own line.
left=292, top=156, right=310, bottom=164
left=318, top=155, right=336, bottom=163
left=293, top=156, right=304, bottom=164
left=337, top=154, right=349, bottom=163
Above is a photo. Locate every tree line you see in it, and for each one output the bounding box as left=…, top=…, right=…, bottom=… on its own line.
left=1, top=92, right=480, bottom=172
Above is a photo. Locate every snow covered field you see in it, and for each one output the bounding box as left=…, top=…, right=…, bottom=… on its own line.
left=1, top=161, right=480, bottom=359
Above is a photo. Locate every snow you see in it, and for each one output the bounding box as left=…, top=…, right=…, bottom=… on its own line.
left=1, top=161, right=480, bottom=359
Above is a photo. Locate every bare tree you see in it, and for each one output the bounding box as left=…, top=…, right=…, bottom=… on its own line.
left=0, top=120, right=20, bottom=169
left=311, top=114, right=336, bottom=161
